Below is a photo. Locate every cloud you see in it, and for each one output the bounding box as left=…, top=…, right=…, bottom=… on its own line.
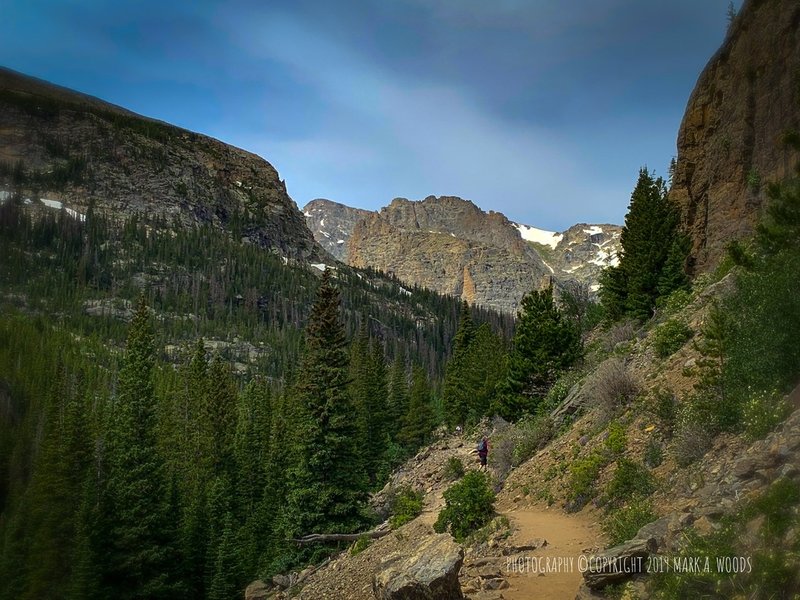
left=224, top=10, right=626, bottom=228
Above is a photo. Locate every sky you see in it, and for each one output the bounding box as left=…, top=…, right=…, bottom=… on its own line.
left=1, top=0, right=738, bottom=230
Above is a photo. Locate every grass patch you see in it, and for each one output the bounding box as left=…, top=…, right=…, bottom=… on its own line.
left=602, top=497, right=657, bottom=546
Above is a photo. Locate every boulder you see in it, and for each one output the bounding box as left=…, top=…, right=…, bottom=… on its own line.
left=244, top=580, right=270, bottom=600
left=373, top=534, right=464, bottom=599
left=582, top=536, right=657, bottom=589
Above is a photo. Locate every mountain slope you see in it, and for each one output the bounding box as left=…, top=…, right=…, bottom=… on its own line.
left=0, top=67, right=320, bottom=260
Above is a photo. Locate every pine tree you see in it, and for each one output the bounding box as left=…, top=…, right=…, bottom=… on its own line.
left=462, top=324, right=507, bottom=422
left=496, top=286, right=581, bottom=420
left=398, top=364, right=435, bottom=450
left=349, top=325, right=389, bottom=484
left=442, top=301, right=476, bottom=427
left=101, top=296, right=179, bottom=599
left=202, top=354, right=238, bottom=478
left=601, top=168, right=688, bottom=321
left=387, top=348, right=409, bottom=441
left=281, top=270, right=368, bottom=553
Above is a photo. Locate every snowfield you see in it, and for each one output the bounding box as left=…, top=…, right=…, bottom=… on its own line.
left=514, top=223, right=563, bottom=249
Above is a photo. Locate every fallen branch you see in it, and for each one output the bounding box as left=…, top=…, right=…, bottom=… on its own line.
left=290, top=529, right=391, bottom=544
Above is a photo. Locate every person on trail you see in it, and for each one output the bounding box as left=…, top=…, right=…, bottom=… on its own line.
left=477, top=436, right=489, bottom=471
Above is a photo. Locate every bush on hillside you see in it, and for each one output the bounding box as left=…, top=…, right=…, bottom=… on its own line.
left=389, top=486, right=424, bottom=529
left=585, top=360, right=639, bottom=424
left=652, top=319, right=693, bottom=358
left=444, top=456, right=465, bottom=481
left=602, top=498, right=657, bottom=546
left=434, top=471, right=496, bottom=541
left=604, top=458, right=656, bottom=507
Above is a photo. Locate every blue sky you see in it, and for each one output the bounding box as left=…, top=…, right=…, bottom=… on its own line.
left=1, top=1, right=737, bottom=230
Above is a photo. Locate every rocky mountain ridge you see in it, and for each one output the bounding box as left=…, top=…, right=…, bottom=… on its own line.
left=0, top=67, right=321, bottom=260
left=303, top=197, right=621, bottom=313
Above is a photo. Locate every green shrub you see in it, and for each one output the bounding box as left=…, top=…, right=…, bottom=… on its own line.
left=433, top=471, right=496, bottom=541
left=389, top=486, right=424, bottom=529
left=444, top=456, right=465, bottom=481
left=604, top=421, right=627, bottom=456
left=649, top=387, right=678, bottom=431
left=511, top=414, right=554, bottom=465
left=602, top=497, right=657, bottom=546
left=644, top=438, right=663, bottom=468
left=604, top=458, right=655, bottom=507
left=567, top=450, right=607, bottom=507
left=742, top=389, right=790, bottom=441
left=349, top=535, right=372, bottom=555
left=652, top=319, right=693, bottom=358
left=658, top=288, right=692, bottom=315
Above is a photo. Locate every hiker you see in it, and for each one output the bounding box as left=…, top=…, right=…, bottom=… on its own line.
left=477, top=436, right=489, bottom=471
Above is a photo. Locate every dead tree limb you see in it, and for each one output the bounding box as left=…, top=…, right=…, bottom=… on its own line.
left=289, top=529, right=391, bottom=545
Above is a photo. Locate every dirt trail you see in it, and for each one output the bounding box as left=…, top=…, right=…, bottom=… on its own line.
left=497, top=502, right=603, bottom=600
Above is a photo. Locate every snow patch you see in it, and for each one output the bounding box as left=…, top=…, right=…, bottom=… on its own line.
left=310, top=263, right=329, bottom=272
left=590, top=283, right=601, bottom=293
left=336, top=239, right=345, bottom=244
left=583, top=225, right=604, bottom=236
left=40, top=198, right=63, bottom=210
left=399, top=286, right=412, bottom=296
left=514, top=223, right=563, bottom=249
left=320, top=230, right=330, bottom=238
left=303, top=211, right=311, bottom=217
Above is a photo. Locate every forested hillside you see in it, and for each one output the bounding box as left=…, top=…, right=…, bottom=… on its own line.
left=0, top=195, right=515, bottom=599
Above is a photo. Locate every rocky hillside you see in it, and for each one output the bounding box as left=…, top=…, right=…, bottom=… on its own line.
left=303, top=199, right=372, bottom=261
left=669, top=0, right=800, bottom=273
left=303, top=197, right=621, bottom=313
left=0, top=67, right=321, bottom=260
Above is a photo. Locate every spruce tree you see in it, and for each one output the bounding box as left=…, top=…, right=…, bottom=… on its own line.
left=398, top=364, right=435, bottom=450
left=349, top=325, right=388, bottom=484
left=462, top=323, right=507, bottom=422
left=601, top=168, right=689, bottom=321
left=442, top=301, right=476, bottom=427
left=387, top=348, right=409, bottom=441
left=281, top=270, right=368, bottom=554
left=102, top=296, right=179, bottom=599
left=496, top=286, right=581, bottom=420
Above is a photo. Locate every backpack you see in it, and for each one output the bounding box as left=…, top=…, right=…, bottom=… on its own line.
left=477, top=439, right=487, bottom=453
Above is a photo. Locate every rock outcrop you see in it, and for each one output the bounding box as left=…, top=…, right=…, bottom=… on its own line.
left=0, top=67, right=321, bottom=260
left=346, top=196, right=551, bottom=314
left=372, top=534, right=464, bottom=600
left=303, top=199, right=372, bottom=261
left=670, top=0, right=800, bottom=273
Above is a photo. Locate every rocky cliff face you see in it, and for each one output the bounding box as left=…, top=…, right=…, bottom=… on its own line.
left=670, top=0, right=800, bottom=273
left=0, top=68, right=321, bottom=260
left=303, top=199, right=372, bottom=261
left=346, top=196, right=551, bottom=314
